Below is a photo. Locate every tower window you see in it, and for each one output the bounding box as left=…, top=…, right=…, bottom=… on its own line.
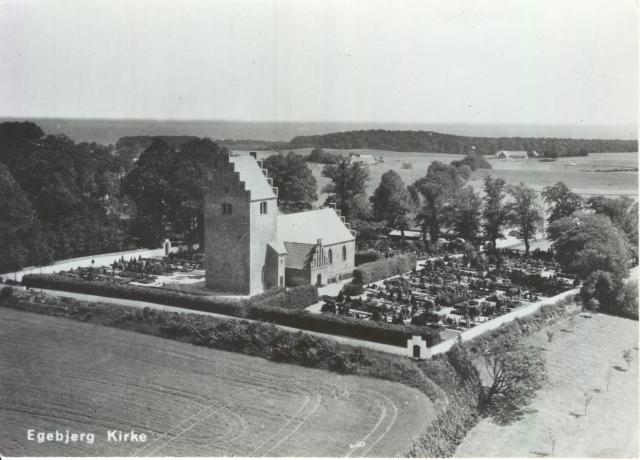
left=222, top=203, right=233, bottom=214
left=260, top=201, right=268, bottom=214
left=328, top=249, right=333, bottom=264
left=342, top=245, right=347, bottom=261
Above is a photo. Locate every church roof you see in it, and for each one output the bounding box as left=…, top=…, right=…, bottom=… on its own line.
left=283, top=242, right=315, bottom=269
left=267, top=240, right=288, bottom=255
left=229, top=155, right=276, bottom=201
left=277, top=208, right=355, bottom=246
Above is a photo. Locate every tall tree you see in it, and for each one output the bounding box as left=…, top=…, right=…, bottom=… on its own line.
left=321, top=158, right=369, bottom=220
left=263, top=151, right=318, bottom=213
left=541, top=182, right=583, bottom=226
left=480, top=331, right=547, bottom=411
left=548, top=212, right=630, bottom=280
left=447, top=186, right=482, bottom=244
left=371, top=170, right=413, bottom=236
left=0, top=162, right=52, bottom=272
left=122, top=138, right=174, bottom=247
left=482, top=176, right=509, bottom=252
left=166, top=138, right=222, bottom=246
left=412, top=161, right=465, bottom=244
left=506, top=183, right=543, bottom=257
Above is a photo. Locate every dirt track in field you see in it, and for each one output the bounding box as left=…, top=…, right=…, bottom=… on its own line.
left=0, top=308, right=434, bottom=457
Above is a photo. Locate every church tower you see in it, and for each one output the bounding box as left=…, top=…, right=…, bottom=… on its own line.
left=204, top=152, right=282, bottom=295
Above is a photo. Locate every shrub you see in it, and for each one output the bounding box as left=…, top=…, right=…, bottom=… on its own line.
left=341, top=282, right=364, bottom=297
left=353, top=253, right=417, bottom=284
left=243, top=285, right=319, bottom=310
left=355, top=250, right=382, bottom=266
left=246, top=304, right=441, bottom=347
left=618, top=281, right=638, bottom=319
left=23, top=274, right=247, bottom=317
left=0, top=286, right=13, bottom=301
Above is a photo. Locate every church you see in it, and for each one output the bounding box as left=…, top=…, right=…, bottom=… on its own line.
left=204, top=152, right=356, bottom=296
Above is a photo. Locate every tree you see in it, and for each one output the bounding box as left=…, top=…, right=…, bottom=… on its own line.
left=618, top=281, right=638, bottom=319
left=541, top=182, right=583, bottom=226
left=586, top=195, right=638, bottom=262
left=480, top=331, right=547, bottom=411
left=371, top=170, right=413, bottom=236
left=447, top=186, right=482, bottom=244
left=0, top=162, right=52, bottom=272
left=482, top=176, right=509, bottom=252
left=166, top=138, right=221, bottom=246
left=623, top=349, right=633, bottom=369
left=321, top=158, right=369, bottom=220
left=506, top=183, right=544, bottom=257
left=548, top=212, right=630, bottom=280
left=412, top=161, right=465, bottom=244
left=122, top=138, right=174, bottom=247
left=583, top=391, right=593, bottom=415
left=263, top=151, right=318, bottom=213
left=580, top=270, right=619, bottom=310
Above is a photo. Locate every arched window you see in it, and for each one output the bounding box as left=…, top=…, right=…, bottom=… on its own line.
left=328, top=249, right=333, bottom=264
left=342, top=245, right=347, bottom=261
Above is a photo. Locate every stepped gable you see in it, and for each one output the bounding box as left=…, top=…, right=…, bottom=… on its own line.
left=228, top=154, right=277, bottom=201
left=277, top=208, right=356, bottom=246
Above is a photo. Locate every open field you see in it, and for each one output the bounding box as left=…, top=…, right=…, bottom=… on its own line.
left=246, top=149, right=638, bottom=204
left=0, top=307, right=433, bottom=457
left=455, top=313, right=639, bottom=458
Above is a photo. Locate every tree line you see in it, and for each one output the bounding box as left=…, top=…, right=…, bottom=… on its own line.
left=288, top=129, right=637, bottom=157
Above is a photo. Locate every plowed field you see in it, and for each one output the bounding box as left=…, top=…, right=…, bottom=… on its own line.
left=0, top=308, right=434, bottom=456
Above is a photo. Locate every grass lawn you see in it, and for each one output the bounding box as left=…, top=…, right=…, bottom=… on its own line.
left=0, top=307, right=434, bottom=457
left=455, top=312, right=639, bottom=458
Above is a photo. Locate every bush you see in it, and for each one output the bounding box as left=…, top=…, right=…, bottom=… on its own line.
left=341, top=282, right=364, bottom=297
left=243, top=285, right=319, bottom=310
left=618, top=281, right=638, bottom=319
left=450, top=154, right=492, bottom=171
left=306, top=148, right=341, bottom=164
left=353, top=253, right=417, bottom=284
left=247, top=304, right=441, bottom=347
left=355, top=250, right=382, bottom=266
left=22, top=274, right=246, bottom=317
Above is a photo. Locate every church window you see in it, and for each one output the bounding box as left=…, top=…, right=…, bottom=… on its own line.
left=328, top=249, right=333, bottom=264
left=342, top=245, right=347, bottom=261
left=222, top=203, right=232, bottom=214
left=260, top=201, right=268, bottom=214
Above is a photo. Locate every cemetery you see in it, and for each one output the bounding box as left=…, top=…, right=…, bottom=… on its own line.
left=320, top=250, right=578, bottom=336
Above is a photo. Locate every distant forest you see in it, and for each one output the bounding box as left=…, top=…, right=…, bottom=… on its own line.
left=288, top=130, right=638, bottom=157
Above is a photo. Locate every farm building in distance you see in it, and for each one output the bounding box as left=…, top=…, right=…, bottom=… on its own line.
left=204, top=152, right=355, bottom=295
left=495, top=150, right=529, bottom=159
left=349, top=153, right=376, bottom=164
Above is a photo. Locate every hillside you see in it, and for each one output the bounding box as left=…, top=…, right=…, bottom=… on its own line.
left=288, top=129, right=638, bottom=157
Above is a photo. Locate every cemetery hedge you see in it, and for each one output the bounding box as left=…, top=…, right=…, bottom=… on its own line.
left=353, top=253, right=418, bottom=284
left=20, top=273, right=439, bottom=347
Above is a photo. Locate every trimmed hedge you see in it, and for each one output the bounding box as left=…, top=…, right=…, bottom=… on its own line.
left=353, top=253, right=418, bottom=284
left=244, top=285, right=318, bottom=310
left=246, top=305, right=441, bottom=347
left=22, top=274, right=247, bottom=317
left=21, top=273, right=439, bottom=347
left=355, top=250, right=382, bottom=266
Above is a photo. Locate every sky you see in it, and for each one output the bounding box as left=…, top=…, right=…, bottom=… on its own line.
left=0, top=0, right=637, bottom=128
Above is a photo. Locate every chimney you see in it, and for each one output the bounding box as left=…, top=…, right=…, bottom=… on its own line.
left=250, top=151, right=257, bottom=159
